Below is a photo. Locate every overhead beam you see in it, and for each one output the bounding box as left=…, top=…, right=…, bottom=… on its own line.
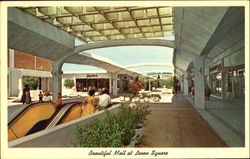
left=125, top=63, right=174, bottom=69
left=8, top=7, right=75, bottom=60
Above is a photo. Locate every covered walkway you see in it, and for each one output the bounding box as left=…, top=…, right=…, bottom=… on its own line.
left=137, top=94, right=227, bottom=147
left=186, top=96, right=244, bottom=147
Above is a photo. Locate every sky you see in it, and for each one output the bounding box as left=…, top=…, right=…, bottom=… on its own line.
left=62, top=38, right=174, bottom=74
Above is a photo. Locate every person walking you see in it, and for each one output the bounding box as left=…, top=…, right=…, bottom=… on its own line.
left=81, top=90, right=97, bottom=117
left=205, top=85, right=211, bottom=100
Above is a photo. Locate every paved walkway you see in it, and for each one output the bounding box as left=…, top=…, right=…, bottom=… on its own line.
left=137, top=94, right=227, bottom=147
left=185, top=95, right=245, bottom=147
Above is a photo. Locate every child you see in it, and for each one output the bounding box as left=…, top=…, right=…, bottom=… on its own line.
left=38, top=91, right=43, bottom=103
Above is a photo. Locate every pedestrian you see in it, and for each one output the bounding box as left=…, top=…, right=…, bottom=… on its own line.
left=205, top=85, right=211, bottom=100
left=55, top=93, right=62, bottom=109
left=98, top=87, right=103, bottom=95
left=98, top=89, right=112, bottom=110
left=81, top=90, right=97, bottom=117
left=38, top=91, right=43, bottom=103
left=191, top=86, right=195, bottom=96
left=21, top=85, right=31, bottom=104
left=174, top=84, right=179, bottom=96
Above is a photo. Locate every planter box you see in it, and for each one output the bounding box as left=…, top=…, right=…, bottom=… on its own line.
left=149, top=98, right=154, bottom=102
left=131, top=98, right=136, bottom=102
left=135, top=97, right=140, bottom=102
left=125, top=97, right=130, bottom=101
left=126, top=140, right=136, bottom=147
left=139, top=98, right=145, bottom=103
left=119, top=96, right=125, bottom=101
left=134, top=127, right=144, bottom=144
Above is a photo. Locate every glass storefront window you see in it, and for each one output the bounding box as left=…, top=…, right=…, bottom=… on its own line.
left=211, top=72, right=222, bottom=97
left=237, top=69, right=245, bottom=99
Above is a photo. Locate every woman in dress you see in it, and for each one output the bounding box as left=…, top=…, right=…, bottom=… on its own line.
left=21, top=85, right=31, bottom=104
left=81, top=90, right=97, bottom=117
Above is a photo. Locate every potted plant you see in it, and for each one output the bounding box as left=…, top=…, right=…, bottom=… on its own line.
left=154, top=94, right=161, bottom=101
left=124, top=94, right=130, bottom=102
left=143, top=94, right=149, bottom=102
left=134, top=95, right=140, bottom=102
left=149, top=95, right=154, bottom=102
left=139, top=98, right=145, bottom=103
left=119, top=94, right=125, bottom=101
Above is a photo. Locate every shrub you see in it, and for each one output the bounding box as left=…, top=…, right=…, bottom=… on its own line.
left=73, top=104, right=151, bottom=147
left=22, top=76, right=39, bottom=90
left=73, top=116, right=124, bottom=147
left=128, top=81, right=142, bottom=95
left=64, top=79, right=75, bottom=88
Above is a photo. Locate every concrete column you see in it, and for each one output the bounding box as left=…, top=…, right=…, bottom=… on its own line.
left=148, top=81, right=151, bottom=91
left=220, top=59, right=227, bottom=100
left=232, top=77, right=235, bottom=99
left=51, top=61, right=63, bottom=102
left=41, top=78, right=47, bottom=92
left=112, top=73, right=118, bottom=96
left=9, top=69, right=22, bottom=97
left=193, top=55, right=205, bottom=109
left=9, top=49, right=15, bottom=68
left=108, top=72, right=112, bottom=94
left=119, top=76, right=123, bottom=93
left=222, top=71, right=227, bottom=100
left=183, top=72, right=189, bottom=96
left=180, top=77, right=184, bottom=94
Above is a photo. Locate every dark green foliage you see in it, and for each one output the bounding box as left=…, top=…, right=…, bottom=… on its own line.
left=22, top=76, right=39, bottom=90
left=64, top=79, right=75, bottom=88
left=73, top=117, right=124, bottom=147
left=73, top=104, right=151, bottom=147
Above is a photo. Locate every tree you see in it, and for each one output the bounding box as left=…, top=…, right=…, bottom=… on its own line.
left=64, top=79, right=75, bottom=89
left=23, top=76, right=39, bottom=90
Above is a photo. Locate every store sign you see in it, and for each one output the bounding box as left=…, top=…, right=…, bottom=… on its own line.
left=210, top=66, right=236, bottom=72
left=86, top=74, right=98, bottom=78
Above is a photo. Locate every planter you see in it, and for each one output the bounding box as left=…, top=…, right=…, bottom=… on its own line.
left=135, top=97, right=140, bottom=102
left=136, top=123, right=144, bottom=129
left=131, top=98, right=136, bottom=102
left=149, top=98, right=154, bottom=102
left=119, top=96, right=125, bottom=101
left=139, top=98, right=145, bottom=103
left=125, top=97, right=130, bottom=101
left=134, top=127, right=144, bottom=144
left=126, top=140, right=136, bottom=147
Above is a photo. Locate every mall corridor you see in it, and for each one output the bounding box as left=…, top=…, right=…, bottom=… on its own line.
left=137, top=94, right=228, bottom=147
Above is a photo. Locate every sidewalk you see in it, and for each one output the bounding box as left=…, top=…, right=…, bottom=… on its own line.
left=185, top=95, right=245, bottom=147
left=137, top=94, right=227, bottom=147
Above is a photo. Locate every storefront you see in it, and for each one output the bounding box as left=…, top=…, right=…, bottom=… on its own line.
left=209, top=62, right=245, bottom=100
left=74, top=73, right=110, bottom=92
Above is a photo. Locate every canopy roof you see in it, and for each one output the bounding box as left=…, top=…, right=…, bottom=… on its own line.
left=19, top=7, right=174, bottom=43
